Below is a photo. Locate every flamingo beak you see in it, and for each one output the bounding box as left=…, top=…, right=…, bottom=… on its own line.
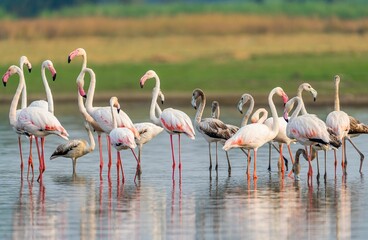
left=28, top=68, right=32, bottom=73
left=68, top=56, right=72, bottom=63
left=52, top=73, right=57, bottom=81
left=3, top=81, right=6, bottom=87
left=283, top=110, right=289, bottom=123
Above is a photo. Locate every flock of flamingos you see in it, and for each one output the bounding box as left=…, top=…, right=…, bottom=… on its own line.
left=3, top=48, right=368, bottom=185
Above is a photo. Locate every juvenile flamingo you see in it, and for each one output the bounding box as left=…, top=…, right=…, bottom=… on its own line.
left=140, top=70, right=195, bottom=177
left=109, top=97, right=140, bottom=183
left=223, top=87, right=289, bottom=180
left=3, top=65, right=69, bottom=182
left=347, top=116, right=368, bottom=172
left=50, top=122, right=95, bottom=175
left=191, top=89, right=234, bottom=172
left=76, top=67, right=139, bottom=179
left=284, top=96, right=341, bottom=184
left=292, top=148, right=317, bottom=181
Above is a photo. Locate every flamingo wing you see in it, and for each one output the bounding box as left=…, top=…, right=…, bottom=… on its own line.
left=50, top=139, right=84, bottom=159
left=198, top=118, right=233, bottom=140
left=160, top=108, right=195, bottom=139
left=348, top=115, right=368, bottom=135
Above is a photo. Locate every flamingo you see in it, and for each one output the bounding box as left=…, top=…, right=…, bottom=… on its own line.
left=12, top=56, right=32, bottom=176
left=326, top=75, right=350, bottom=176
left=284, top=96, right=341, bottom=184
left=109, top=97, right=140, bottom=183
left=50, top=121, right=95, bottom=175
left=191, top=89, right=234, bottom=173
left=223, top=87, right=289, bottom=180
left=292, top=148, right=317, bottom=181
left=76, top=67, right=139, bottom=179
left=140, top=70, right=195, bottom=176
left=2, top=65, right=69, bottom=182
left=347, top=116, right=368, bottom=172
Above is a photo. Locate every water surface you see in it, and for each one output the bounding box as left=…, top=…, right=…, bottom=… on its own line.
left=0, top=104, right=367, bottom=239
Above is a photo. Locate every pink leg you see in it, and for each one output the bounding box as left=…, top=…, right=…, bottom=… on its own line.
left=253, top=149, right=258, bottom=180
left=170, top=135, right=175, bottom=169
left=287, top=145, right=295, bottom=178
left=178, top=134, right=182, bottom=170
left=131, top=149, right=140, bottom=182
left=98, top=134, right=104, bottom=180
left=308, top=146, right=313, bottom=186
left=341, top=139, right=346, bottom=172
left=117, top=151, right=125, bottom=184
left=35, top=137, right=43, bottom=182
left=41, top=137, right=46, bottom=173
left=27, top=137, right=34, bottom=178
left=18, top=136, right=24, bottom=177
left=279, top=143, right=285, bottom=178
left=246, top=149, right=251, bottom=180
left=333, top=149, right=337, bottom=178
left=116, top=151, right=121, bottom=180
left=107, top=136, right=112, bottom=178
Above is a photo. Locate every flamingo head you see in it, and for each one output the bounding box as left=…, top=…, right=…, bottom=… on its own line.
left=110, top=96, right=121, bottom=113
left=158, top=89, right=165, bottom=104
left=275, top=87, right=289, bottom=106
left=211, top=101, right=219, bottom=118
left=300, top=83, right=318, bottom=102
left=2, top=65, right=18, bottom=87
left=191, top=88, right=204, bottom=110
left=77, top=81, right=87, bottom=98
left=68, top=48, right=86, bottom=63
left=43, top=60, right=57, bottom=81
left=20, top=56, right=32, bottom=73
left=237, top=93, right=253, bottom=114
left=140, top=70, right=157, bottom=88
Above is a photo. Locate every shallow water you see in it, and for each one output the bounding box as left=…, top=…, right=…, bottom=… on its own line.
left=1, top=104, right=368, bottom=239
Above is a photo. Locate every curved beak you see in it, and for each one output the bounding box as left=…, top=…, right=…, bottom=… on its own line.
left=3, top=81, right=6, bottom=87
left=191, top=97, right=197, bottom=110
left=237, top=100, right=243, bottom=114
left=140, top=75, right=147, bottom=88
left=310, top=88, right=318, bottom=102
left=28, top=68, right=32, bottom=73
left=52, top=73, right=57, bottom=81
left=283, top=109, right=289, bottom=123
left=68, top=56, right=71, bottom=63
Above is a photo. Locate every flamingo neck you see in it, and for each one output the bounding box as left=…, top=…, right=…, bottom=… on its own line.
left=9, top=67, right=24, bottom=127
left=86, top=125, right=96, bottom=153
left=77, top=89, right=95, bottom=124
left=212, top=104, right=220, bottom=119
left=41, top=64, right=54, bottom=114
left=84, top=68, right=96, bottom=113
left=334, top=80, right=340, bottom=112
left=110, top=103, right=118, bottom=129
left=19, top=58, right=28, bottom=109
left=149, top=76, right=162, bottom=125
left=268, top=88, right=280, bottom=137
left=296, top=86, right=308, bottom=115
left=194, top=91, right=206, bottom=124
left=241, top=96, right=254, bottom=127
left=290, top=97, right=303, bottom=119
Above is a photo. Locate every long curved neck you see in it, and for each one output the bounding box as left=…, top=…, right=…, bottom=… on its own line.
left=84, top=68, right=95, bottom=112
left=41, top=65, right=54, bottom=114
left=268, top=89, right=280, bottom=135
left=149, top=77, right=161, bottom=125
left=9, top=68, right=24, bottom=127
left=334, top=80, right=340, bottom=111
left=296, top=86, right=308, bottom=115
left=110, top=104, right=117, bottom=129
left=194, top=92, right=206, bottom=124
left=86, top=125, right=95, bottom=153
left=19, top=64, right=27, bottom=109
left=77, top=89, right=95, bottom=124
left=290, top=97, right=303, bottom=119
left=241, top=96, right=254, bottom=127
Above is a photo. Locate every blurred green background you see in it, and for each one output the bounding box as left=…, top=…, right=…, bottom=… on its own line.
left=0, top=0, right=367, bottom=105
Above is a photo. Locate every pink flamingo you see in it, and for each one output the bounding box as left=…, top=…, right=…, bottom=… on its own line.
left=326, top=75, right=350, bottom=176
left=140, top=70, right=195, bottom=176
left=284, top=96, right=341, bottom=184
left=2, top=65, right=69, bottom=182
left=191, top=89, right=234, bottom=172
left=76, top=67, right=139, bottom=178
left=109, top=97, right=139, bottom=183
left=223, top=87, right=289, bottom=180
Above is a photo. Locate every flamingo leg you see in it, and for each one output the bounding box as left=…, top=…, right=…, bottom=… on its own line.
left=225, top=148, right=231, bottom=176
left=117, top=151, right=125, bottom=184
left=307, top=146, right=313, bottom=186
left=170, top=135, right=175, bottom=169
left=41, top=137, right=45, bottom=173
left=98, top=134, right=103, bottom=180
left=324, top=150, right=327, bottom=182
left=72, top=158, right=77, bottom=175
left=346, top=137, right=364, bottom=173
left=35, top=137, right=43, bottom=182
left=27, top=137, right=34, bottom=179
left=107, top=135, right=112, bottom=178
left=268, top=143, right=272, bottom=172
left=131, top=149, right=140, bottom=182
left=253, top=149, right=258, bottom=180
left=178, top=134, right=182, bottom=170
left=279, top=143, right=285, bottom=178
left=333, top=149, right=337, bottom=178
left=208, top=143, right=212, bottom=171
left=287, top=145, right=295, bottom=178
left=18, top=136, right=24, bottom=177
left=246, top=149, right=251, bottom=180
left=215, top=143, right=218, bottom=172
left=316, top=151, right=320, bottom=183
left=341, top=139, right=346, bottom=175
left=137, top=145, right=142, bottom=175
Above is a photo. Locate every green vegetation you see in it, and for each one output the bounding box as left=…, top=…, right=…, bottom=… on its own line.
left=40, top=2, right=368, bottom=20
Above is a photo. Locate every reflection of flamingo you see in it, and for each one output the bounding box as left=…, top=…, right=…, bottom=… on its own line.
left=140, top=70, right=195, bottom=175
left=326, top=75, right=350, bottom=175
left=50, top=122, right=95, bottom=175
left=109, top=97, right=139, bottom=183
left=3, top=65, right=69, bottom=182
left=284, top=96, right=341, bottom=184
left=191, top=89, right=234, bottom=172
left=223, top=87, right=289, bottom=180
left=76, top=67, right=139, bottom=178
